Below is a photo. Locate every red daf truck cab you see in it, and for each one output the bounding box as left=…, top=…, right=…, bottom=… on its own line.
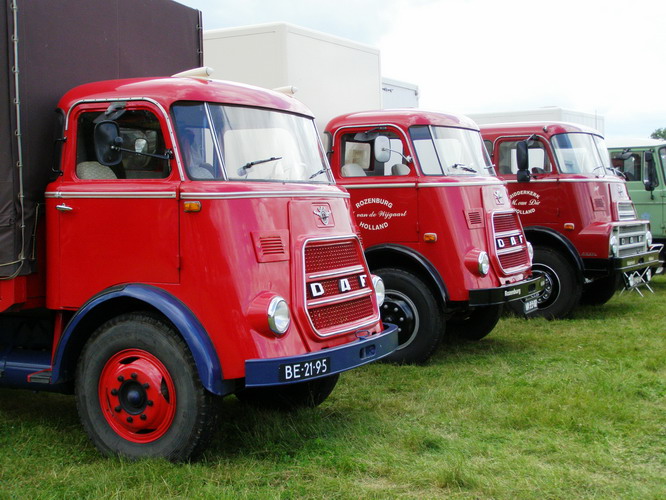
left=0, top=74, right=397, bottom=460
left=481, top=122, right=661, bottom=318
left=326, top=110, right=544, bottom=363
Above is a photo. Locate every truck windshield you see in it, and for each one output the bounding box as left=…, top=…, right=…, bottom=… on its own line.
left=552, top=133, right=612, bottom=175
left=172, top=102, right=331, bottom=183
left=410, top=126, right=494, bottom=176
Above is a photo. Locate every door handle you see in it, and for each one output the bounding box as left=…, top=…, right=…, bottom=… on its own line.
left=56, top=203, right=73, bottom=212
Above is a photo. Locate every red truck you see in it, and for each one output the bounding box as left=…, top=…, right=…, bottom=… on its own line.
left=481, top=122, right=661, bottom=318
left=326, top=110, right=544, bottom=363
left=0, top=0, right=396, bottom=461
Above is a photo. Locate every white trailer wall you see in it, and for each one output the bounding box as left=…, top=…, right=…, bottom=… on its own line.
left=381, top=77, right=419, bottom=109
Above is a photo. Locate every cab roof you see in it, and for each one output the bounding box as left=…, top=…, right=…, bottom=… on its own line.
left=479, top=121, right=603, bottom=138
left=325, top=109, right=480, bottom=133
left=58, top=76, right=315, bottom=118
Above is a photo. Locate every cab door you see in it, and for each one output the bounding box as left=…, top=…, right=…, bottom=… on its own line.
left=333, top=126, right=419, bottom=247
left=613, top=149, right=666, bottom=234
left=50, top=102, right=180, bottom=308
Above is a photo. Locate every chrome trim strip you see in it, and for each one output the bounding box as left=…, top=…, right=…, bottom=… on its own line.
left=419, top=180, right=503, bottom=187
left=504, top=178, right=625, bottom=184
left=307, top=289, right=373, bottom=307
left=45, top=191, right=177, bottom=199
left=343, top=180, right=503, bottom=189
left=308, top=265, right=366, bottom=280
left=341, top=183, right=416, bottom=189
left=181, top=190, right=350, bottom=200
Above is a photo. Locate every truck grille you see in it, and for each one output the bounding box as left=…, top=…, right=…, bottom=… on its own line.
left=616, top=223, right=648, bottom=257
left=617, top=202, right=637, bottom=221
left=492, top=212, right=531, bottom=274
left=304, top=238, right=379, bottom=337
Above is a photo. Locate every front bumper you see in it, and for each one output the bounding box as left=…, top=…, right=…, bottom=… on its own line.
left=468, top=274, right=546, bottom=306
left=244, top=323, right=398, bottom=387
left=610, top=248, right=662, bottom=273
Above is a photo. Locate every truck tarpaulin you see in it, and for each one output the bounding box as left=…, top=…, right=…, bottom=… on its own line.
left=0, top=0, right=202, bottom=277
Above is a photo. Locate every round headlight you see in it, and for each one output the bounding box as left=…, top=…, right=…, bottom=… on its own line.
left=267, top=296, right=290, bottom=335
left=372, top=275, right=385, bottom=306
left=646, top=230, right=653, bottom=247
left=477, top=251, right=490, bottom=276
left=609, top=235, right=619, bottom=257
left=527, top=241, right=534, bottom=263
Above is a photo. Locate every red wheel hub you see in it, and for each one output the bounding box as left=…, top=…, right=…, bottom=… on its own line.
left=98, top=349, right=176, bottom=443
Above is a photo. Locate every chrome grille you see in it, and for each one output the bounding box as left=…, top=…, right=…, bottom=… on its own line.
left=492, top=212, right=531, bottom=273
left=616, top=223, right=648, bottom=257
left=617, top=202, right=637, bottom=221
left=304, top=238, right=378, bottom=336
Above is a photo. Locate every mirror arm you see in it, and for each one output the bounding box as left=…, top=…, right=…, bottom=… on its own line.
left=110, top=145, right=173, bottom=160
left=382, top=147, right=412, bottom=163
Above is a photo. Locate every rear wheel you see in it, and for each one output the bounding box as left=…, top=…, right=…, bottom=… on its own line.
left=76, top=313, right=217, bottom=461
left=513, top=246, right=581, bottom=319
left=236, top=374, right=339, bottom=410
left=580, top=273, right=621, bottom=305
left=447, top=304, right=503, bottom=341
left=375, top=268, right=443, bottom=364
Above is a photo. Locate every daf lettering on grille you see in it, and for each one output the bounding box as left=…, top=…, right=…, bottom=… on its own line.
left=309, top=274, right=368, bottom=298
left=496, top=234, right=524, bottom=249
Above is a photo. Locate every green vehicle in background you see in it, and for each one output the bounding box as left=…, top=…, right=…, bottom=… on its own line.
left=607, top=139, right=666, bottom=260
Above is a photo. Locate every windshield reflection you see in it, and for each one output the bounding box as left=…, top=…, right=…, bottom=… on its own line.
left=410, top=126, right=494, bottom=176
left=552, top=133, right=613, bottom=175
left=172, top=102, right=331, bottom=183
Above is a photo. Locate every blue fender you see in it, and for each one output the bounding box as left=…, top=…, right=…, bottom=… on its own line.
left=51, top=284, right=226, bottom=395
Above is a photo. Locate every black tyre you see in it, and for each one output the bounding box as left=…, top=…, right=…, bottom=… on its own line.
left=375, top=268, right=443, bottom=364
left=447, top=304, right=503, bottom=341
left=236, top=374, right=339, bottom=410
left=580, top=273, right=621, bottom=305
left=75, top=313, right=218, bottom=461
left=511, top=246, right=581, bottom=319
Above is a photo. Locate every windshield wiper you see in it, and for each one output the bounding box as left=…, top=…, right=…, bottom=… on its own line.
left=450, top=163, right=477, bottom=173
left=309, top=167, right=328, bottom=180
left=237, top=156, right=282, bottom=176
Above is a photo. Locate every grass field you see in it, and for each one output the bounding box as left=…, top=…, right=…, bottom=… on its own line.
left=1, top=277, right=665, bottom=499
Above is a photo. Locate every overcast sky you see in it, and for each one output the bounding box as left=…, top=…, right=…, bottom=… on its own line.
left=177, top=0, right=665, bottom=139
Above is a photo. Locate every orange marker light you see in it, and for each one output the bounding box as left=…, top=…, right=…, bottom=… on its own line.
left=563, top=223, right=575, bottom=231
left=424, top=233, right=438, bottom=243
left=184, top=201, right=202, bottom=213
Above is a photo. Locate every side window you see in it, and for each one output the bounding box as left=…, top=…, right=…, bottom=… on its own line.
left=612, top=152, right=641, bottom=182
left=76, top=109, right=170, bottom=180
left=483, top=139, right=493, bottom=157
left=340, top=131, right=410, bottom=177
left=497, top=140, right=551, bottom=175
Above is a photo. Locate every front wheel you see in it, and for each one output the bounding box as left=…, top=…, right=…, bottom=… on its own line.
left=375, top=268, right=443, bottom=364
left=512, top=247, right=581, bottom=319
left=235, top=374, right=339, bottom=410
left=76, top=313, right=218, bottom=461
left=447, top=304, right=503, bottom=341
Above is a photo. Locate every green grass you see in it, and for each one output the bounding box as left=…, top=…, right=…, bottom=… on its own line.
left=2, top=278, right=666, bottom=499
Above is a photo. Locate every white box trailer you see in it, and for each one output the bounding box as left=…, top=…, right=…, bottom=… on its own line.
left=468, top=107, right=605, bottom=135
left=382, top=77, right=419, bottom=109
left=204, top=23, right=382, bottom=134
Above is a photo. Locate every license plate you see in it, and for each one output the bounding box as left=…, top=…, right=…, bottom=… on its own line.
left=524, top=298, right=538, bottom=314
left=279, top=357, right=331, bottom=382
